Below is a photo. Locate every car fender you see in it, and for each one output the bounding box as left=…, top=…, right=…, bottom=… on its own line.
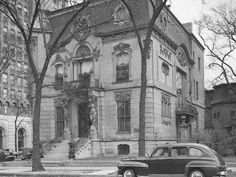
left=185, top=160, right=219, bottom=176
left=118, top=161, right=148, bottom=168
left=117, top=161, right=149, bottom=177
left=5, top=155, right=15, bottom=161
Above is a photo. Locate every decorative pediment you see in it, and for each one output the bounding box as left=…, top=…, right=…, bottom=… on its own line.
left=112, top=43, right=132, bottom=56
left=113, top=4, right=129, bottom=25
left=51, top=54, right=66, bottom=66
left=115, top=90, right=131, bottom=101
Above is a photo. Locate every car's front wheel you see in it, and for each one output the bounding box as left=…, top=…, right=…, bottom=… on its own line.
left=189, top=169, right=205, bottom=177
left=123, top=169, right=135, bottom=177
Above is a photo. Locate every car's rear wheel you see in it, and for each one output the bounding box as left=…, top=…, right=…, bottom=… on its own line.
left=123, top=169, right=135, bottom=177
left=189, top=169, right=205, bottom=177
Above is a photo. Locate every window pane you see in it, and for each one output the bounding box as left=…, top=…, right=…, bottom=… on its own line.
left=189, top=148, right=203, bottom=157
left=116, top=54, right=129, bottom=82
left=152, top=148, right=169, bottom=157
left=81, top=61, right=92, bottom=73
left=117, top=100, right=130, bottom=132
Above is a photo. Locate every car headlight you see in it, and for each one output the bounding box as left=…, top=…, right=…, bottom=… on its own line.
left=218, top=171, right=226, bottom=175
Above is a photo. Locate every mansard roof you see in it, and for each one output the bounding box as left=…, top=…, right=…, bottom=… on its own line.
left=46, top=0, right=204, bottom=51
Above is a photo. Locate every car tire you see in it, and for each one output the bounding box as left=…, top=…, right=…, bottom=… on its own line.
left=189, top=169, right=205, bottom=177
left=123, top=169, right=136, bottom=177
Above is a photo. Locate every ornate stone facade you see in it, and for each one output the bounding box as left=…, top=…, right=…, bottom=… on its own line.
left=37, top=0, right=204, bottom=157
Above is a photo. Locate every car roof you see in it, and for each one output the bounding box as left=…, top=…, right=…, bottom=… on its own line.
left=155, top=143, right=210, bottom=150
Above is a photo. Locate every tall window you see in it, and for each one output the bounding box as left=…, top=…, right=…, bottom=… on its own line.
left=17, top=77, right=22, bottom=87
left=196, top=81, right=199, bottom=100
left=161, top=94, right=171, bottom=117
left=116, top=53, right=129, bottom=82
left=117, top=99, right=130, bottom=132
left=4, top=101, right=10, bottom=114
left=198, top=57, right=201, bottom=71
left=0, top=129, right=3, bottom=149
left=10, top=75, right=15, bottom=85
left=73, top=45, right=93, bottom=80
left=2, top=73, right=8, bottom=84
left=55, top=63, right=63, bottom=90
left=18, top=129, right=24, bottom=151
left=3, top=88, right=8, bottom=99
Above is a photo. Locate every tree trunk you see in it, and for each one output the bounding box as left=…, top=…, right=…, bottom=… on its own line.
left=32, top=84, right=45, bottom=171
left=138, top=53, right=147, bottom=156
left=15, top=122, right=17, bottom=152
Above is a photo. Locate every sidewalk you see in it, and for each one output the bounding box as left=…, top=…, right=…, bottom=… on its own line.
left=0, top=156, right=235, bottom=177
left=0, top=166, right=117, bottom=177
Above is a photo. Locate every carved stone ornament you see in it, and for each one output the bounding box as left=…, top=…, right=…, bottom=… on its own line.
left=161, top=119, right=171, bottom=126
left=176, top=47, right=187, bottom=67
left=71, top=15, right=90, bottom=42
left=162, top=62, right=170, bottom=76
left=160, top=13, right=167, bottom=29
left=51, top=53, right=66, bottom=66
left=112, top=43, right=132, bottom=56
left=160, top=45, right=172, bottom=61
left=113, top=4, right=129, bottom=25
left=115, top=90, right=131, bottom=101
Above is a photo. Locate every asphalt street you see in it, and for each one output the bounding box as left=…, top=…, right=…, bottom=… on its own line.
left=0, top=166, right=235, bottom=177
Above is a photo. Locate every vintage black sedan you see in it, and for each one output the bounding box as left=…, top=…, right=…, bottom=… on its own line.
left=0, top=149, right=15, bottom=161
left=117, top=143, right=232, bottom=177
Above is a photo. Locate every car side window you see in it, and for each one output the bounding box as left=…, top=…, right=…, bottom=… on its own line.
left=171, top=147, right=189, bottom=157
left=152, top=147, right=170, bottom=158
left=189, top=148, right=203, bottom=157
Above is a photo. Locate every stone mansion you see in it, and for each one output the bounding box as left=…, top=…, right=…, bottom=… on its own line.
left=34, top=0, right=205, bottom=156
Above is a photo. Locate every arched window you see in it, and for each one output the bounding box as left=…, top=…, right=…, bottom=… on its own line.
left=4, top=101, right=10, bottom=114
left=0, top=101, right=3, bottom=114
left=0, top=128, right=3, bottom=149
left=18, top=128, right=25, bottom=151
left=12, top=102, right=17, bottom=114
left=55, top=63, right=64, bottom=90
left=19, top=103, right=24, bottom=113
left=26, top=104, right=30, bottom=115
left=76, top=45, right=90, bottom=58
left=73, top=45, right=93, bottom=80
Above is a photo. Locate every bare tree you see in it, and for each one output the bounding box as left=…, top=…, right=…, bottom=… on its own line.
left=12, top=97, right=29, bottom=152
left=197, top=3, right=236, bottom=94
left=120, top=0, right=168, bottom=156
left=0, top=34, right=18, bottom=76
left=0, top=0, right=91, bottom=171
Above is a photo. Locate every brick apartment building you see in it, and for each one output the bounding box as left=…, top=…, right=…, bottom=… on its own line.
left=205, top=83, right=236, bottom=130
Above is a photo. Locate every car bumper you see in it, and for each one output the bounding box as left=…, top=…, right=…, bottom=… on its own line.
left=215, top=169, right=232, bottom=177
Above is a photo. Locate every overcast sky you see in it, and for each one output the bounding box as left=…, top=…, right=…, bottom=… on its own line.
left=170, top=0, right=234, bottom=89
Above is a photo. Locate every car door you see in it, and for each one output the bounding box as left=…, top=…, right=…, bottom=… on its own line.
left=149, top=147, right=171, bottom=177
left=169, top=146, right=191, bottom=176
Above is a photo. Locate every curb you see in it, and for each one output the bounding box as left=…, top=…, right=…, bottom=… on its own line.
left=0, top=173, right=116, bottom=177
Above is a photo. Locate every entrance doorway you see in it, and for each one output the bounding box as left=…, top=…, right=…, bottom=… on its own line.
left=78, top=103, right=90, bottom=137
left=56, top=107, right=64, bottom=137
